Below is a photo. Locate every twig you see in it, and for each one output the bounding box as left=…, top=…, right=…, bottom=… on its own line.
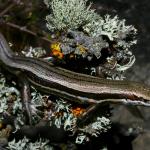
left=0, top=1, right=51, bottom=43
left=0, top=3, right=15, bottom=17
left=1, top=21, right=52, bottom=43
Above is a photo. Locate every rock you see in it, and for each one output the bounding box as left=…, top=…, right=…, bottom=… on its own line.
left=132, top=131, right=150, bottom=150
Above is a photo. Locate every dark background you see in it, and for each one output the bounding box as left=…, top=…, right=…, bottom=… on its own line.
left=0, top=0, right=150, bottom=149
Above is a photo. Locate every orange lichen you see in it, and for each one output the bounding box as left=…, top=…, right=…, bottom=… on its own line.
left=52, top=49, right=64, bottom=59
left=71, top=107, right=85, bottom=117
left=50, top=42, right=64, bottom=59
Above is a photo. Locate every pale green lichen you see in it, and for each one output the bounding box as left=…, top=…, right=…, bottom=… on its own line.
left=79, top=117, right=111, bottom=136
left=7, top=137, right=52, bottom=150
left=44, top=0, right=97, bottom=31
left=75, top=133, right=89, bottom=144
left=45, top=0, right=137, bottom=51
left=83, top=15, right=137, bottom=49
left=75, top=117, right=111, bottom=144
left=115, top=55, right=136, bottom=72
left=0, top=74, right=21, bottom=115
left=49, top=99, right=73, bottom=129
left=0, top=97, right=8, bottom=114
left=22, top=47, right=46, bottom=58
left=0, top=74, right=42, bottom=131
left=45, top=0, right=137, bottom=80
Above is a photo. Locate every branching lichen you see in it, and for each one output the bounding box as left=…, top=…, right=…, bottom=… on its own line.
left=22, top=47, right=46, bottom=58
left=83, top=14, right=137, bottom=49
left=79, top=117, right=111, bottom=137
left=0, top=75, right=21, bottom=115
left=44, top=0, right=96, bottom=31
left=45, top=0, right=137, bottom=81
left=75, top=117, right=111, bottom=144
left=45, top=0, right=137, bottom=52
left=7, top=137, right=51, bottom=150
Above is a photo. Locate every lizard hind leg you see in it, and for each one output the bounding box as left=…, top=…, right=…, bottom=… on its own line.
left=20, top=74, right=32, bottom=125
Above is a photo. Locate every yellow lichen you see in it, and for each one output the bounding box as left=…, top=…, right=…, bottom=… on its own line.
left=71, top=107, right=85, bottom=117
left=50, top=42, right=64, bottom=59
left=77, top=45, right=88, bottom=54
left=50, top=42, right=61, bottom=52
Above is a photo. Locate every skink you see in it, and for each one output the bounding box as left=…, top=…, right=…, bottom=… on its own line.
left=0, top=33, right=150, bottom=106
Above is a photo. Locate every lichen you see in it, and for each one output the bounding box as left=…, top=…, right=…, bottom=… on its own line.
left=75, top=133, right=89, bottom=144
left=45, top=0, right=137, bottom=52
left=81, top=117, right=111, bottom=137
left=83, top=15, right=137, bottom=49
left=45, top=0, right=137, bottom=81
left=75, top=117, right=111, bottom=144
left=44, top=0, right=96, bottom=31
left=22, top=47, right=46, bottom=58
left=7, top=137, right=51, bottom=150
left=48, top=99, right=75, bottom=129
left=60, top=30, right=109, bottom=59
left=0, top=74, right=21, bottom=116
